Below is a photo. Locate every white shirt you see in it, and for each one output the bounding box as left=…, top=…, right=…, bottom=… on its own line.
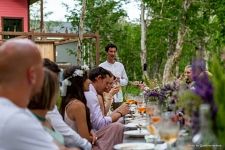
left=0, top=97, right=58, bottom=150
left=47, top=106, right=92, bottom=150
left=99, top=61, right=128, bottom=102
left=84, top=84, right=112, bottom=130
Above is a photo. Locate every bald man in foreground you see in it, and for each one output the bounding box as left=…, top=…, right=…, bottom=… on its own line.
left=0, top=39, right=58, bottom=150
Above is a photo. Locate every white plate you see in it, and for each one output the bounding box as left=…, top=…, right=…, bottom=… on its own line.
left=125, top=114, right=132, bottom=117
left=114, top=143, right=155, bottom=150
left=124, top=129, right=149, bottom=137
left=124, top=117, right=133, bottom=121
left=124, top=123, right=138, bottom=128
left=124, top=122, right=146, bottom=128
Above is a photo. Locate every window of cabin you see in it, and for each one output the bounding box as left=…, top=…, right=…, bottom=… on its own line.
left=2, top=17, right=23, bottom=39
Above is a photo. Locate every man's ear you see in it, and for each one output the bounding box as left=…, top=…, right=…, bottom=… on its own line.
left=95, top=75, right=102, bottom=81
left=27, top=67, right=36, bottom=85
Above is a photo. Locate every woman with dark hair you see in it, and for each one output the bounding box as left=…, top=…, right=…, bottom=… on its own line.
left=59, top=65, right=94, bottom=141
left=60, top=65, right=124, bottom=150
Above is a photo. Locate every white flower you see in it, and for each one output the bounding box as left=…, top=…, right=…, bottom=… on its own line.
left=73, top=69, right=84, bottom=77
left=81, top=65, right=89, bottom=71
left=144, top=87, right=150, bottom=91
left=63, top=79, right=71, bottom=86
left=60, top=79, right=71, bottom=96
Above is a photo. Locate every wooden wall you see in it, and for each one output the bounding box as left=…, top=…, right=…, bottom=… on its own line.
left=36, top=42, right=55, bottom=61
left=0, top=0, right=29, bottom=32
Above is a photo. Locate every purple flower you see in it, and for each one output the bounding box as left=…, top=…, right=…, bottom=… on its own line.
left=144, top=81, right=179, bottom=104
left=192, top=58, right=217, bottom=121
left=192, top=59, right=206, bottom=81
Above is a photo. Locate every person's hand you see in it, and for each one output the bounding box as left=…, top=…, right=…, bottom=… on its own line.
left=109, top=86, right=120, bottom=96
left=90, top=130, right=97, bottom=145
left=117, top=103, right=130, bottom=116
left=114, top=77, right=120, bottom=83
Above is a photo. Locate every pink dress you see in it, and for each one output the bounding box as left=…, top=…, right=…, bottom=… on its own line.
left=65, top=100, right=124, bottom=150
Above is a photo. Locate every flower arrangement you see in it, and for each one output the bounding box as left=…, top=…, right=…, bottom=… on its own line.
left=177, top=58, right=216, bottom=135
left=139, top=56, right=225, bottom=146
left=143, top=79, right=179, bottom=102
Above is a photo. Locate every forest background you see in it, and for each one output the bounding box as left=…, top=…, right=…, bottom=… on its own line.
left=30, top=0, right=225, bottom=85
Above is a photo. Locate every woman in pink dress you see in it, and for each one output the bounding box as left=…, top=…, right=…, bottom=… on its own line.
left=60, top=66, right=124, bottom=150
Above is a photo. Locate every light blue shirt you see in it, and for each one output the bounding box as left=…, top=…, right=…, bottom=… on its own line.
left=47, top=106, right=92, bottom=150
left=0, top=97, right=58, bottom=150
left=84, top=84, right=112, bottom=130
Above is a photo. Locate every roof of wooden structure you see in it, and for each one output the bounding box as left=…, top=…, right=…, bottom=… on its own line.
left=0, top=31, right=100, bottom=64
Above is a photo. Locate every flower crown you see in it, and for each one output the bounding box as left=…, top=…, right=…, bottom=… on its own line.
left=71, top=65, right=89, bottom=77
left=60, top=65, right=89, bottom=96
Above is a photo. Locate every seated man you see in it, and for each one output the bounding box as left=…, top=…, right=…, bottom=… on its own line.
left=85, top=67, right=130, bottom=131
left=0, top=39, right=58, bottom=150
left=184, top=65, right=194, bottom=88
left=97, top=74, right=120, bottom=116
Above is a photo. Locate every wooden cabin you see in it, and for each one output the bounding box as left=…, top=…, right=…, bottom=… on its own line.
left=0, top=0, right=38, bottom=35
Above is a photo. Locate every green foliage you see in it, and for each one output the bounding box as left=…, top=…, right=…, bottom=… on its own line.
left=56, top=95, right=62, bottom=108
left=123, top=83, right=141, bottom=97
left=143, top=75, right=160, bottom=89
left=142, top=0, right=225, bottom=80
left=210, top=56, right=225, bottom=144
left=63, top=0, right=225, bottom=83
left=177, top=90, right=202, bottom=116
left=117, top=23, right=142, bottom=81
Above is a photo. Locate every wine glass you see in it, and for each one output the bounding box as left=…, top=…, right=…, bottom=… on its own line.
left=146, top=107, right=160, bottom=146
left=125, top=94, right=137, bottom=119
left=158, top=115, right=180, bottom=149
left=146, top=100, right=159, bottom=115
left=146, top=102, right=161, bottom=140
left=137, top=102, right=146, bottom=117
left=136, top=95, right=146, bottom=117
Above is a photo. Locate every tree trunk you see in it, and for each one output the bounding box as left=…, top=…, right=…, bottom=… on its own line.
left=162, top=27, right=187, bottom=84
left=77, top=0, right=86, bottom=65
left=162, top=0, right=191, bottom=84
left=140, top=0, right=148, bottom=77
left=40, top=0, right=44, bottom=32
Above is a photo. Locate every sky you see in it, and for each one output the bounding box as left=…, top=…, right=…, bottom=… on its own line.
left=43, top=0, right=140, bottom=22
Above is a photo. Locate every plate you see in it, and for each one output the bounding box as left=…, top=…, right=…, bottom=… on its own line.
left=114, top=143, right=155, bottom=150
left=124, top=123, right=138, bottom=128
left=124, top=117, right=133, bottom=121
left=124, top=122, right=146, bottom=129
left=124, top=129, right=149, bottom=137
left=125, top=114, right=131, bottom=117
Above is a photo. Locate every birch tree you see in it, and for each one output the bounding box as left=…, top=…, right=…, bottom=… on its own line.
left=162, top=0, right=191, bottom=84
left=77, top=0, right=86, bottom=65
left=140, top=0, right=147, bottom=77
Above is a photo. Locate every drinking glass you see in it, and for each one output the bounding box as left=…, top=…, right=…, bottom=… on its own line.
left=146, top=100, right=159, bottom=116
left=137, top=102, right=146, bottom=117
left=124, top=94, right=137, bottom=119
left=158, top=115, right=180, bottom=149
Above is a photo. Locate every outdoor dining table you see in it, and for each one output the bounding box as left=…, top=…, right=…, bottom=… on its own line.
left=119, top=114, right=168, bottom=150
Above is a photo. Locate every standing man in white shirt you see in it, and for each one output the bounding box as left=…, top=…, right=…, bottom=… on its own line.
left=99, top=43, right=128, bottom=109
left=0, top=39, right=58, bottom=150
